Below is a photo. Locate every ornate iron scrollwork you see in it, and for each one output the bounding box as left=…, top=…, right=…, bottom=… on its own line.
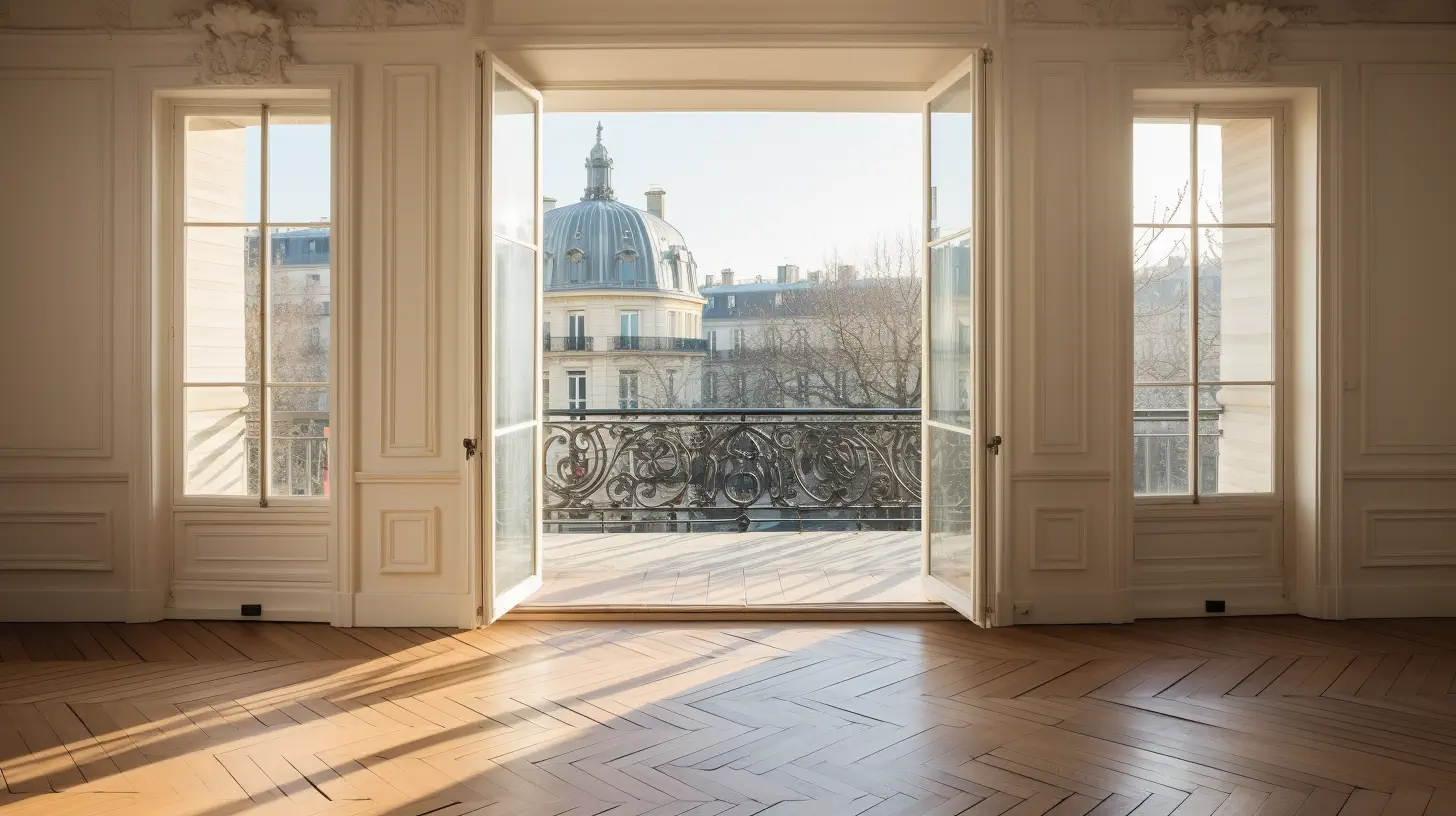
left=543, top=411, right=921, bottom=530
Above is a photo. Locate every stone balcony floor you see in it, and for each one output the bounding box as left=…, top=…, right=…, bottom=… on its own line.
left=528, top=530, right=928, bottom=606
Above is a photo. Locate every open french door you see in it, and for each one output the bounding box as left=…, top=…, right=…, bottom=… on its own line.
left=478, top=55, right=544, bottom=623
left=922, top=51, right=993, bottom=626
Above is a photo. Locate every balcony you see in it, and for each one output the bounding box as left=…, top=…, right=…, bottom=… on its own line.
left=610, top=335, right=711, bottom=352
left=544, top=335, right=594, bottom=352
left=1133, top=407, right=1223, bottom=496
left=532, top=408, right=926, bottom=607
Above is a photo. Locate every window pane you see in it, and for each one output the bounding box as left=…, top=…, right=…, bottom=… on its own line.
left=184, top=385, right=260, bottom=496
left=1200, top=384, right=1273, bottom=494
left=494, top=426, right=536, bottom=593
left=928, top=236, right=973, bottom=427
left=493, top=72, right=536, bottom=245
left=267, top=111, right=331, bottom=223
left=268, top=227, right=331, bottom=384
left=184, top=226, right=260, bottom=384
left=1198, top=116, right=1273, bottom=225
left=184, top=114, right=260, bottom=223
left=928, top=425, right=974, bottom=595
left=929, top=74, right=973, bottom=240
left=1133, top=386, right=1191, bottom=496
left=1134, top=117, right=1191, bottom=225
left=1198, top=227, right=1274, bottom=383
left=493, top=239, right=537, bottom=428
left=270, top=386, right=329, bottom=497
left=1132, top=228, right=1191, bottom=383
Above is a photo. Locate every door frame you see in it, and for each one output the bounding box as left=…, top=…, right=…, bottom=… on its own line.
left=463, top=47, right=1007, bottom=625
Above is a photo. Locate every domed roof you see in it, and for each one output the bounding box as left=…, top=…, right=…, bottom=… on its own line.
left=543, top=125, right=701, bottom=298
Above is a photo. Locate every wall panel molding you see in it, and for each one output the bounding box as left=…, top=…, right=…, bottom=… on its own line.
left=380, top=508, right=440, bottom=574
left=1030, top=507, right=1088, bottom=570
left=0, top=472, right=129, bottom=483
left=0, top=511, right=113, bottom=570
left=1362, top=508, right=1456, bottom=567
left=1029, top=62, right=1088, bottom=455
left=0, top=70, right=113, bottom=458
left=354, top=471, right=460, bottom=484
left=173, top=515, right=333, bottom=583
left=1358, top=64, right=1456, bottom=455
left=381, top=64, right=440, bottom=457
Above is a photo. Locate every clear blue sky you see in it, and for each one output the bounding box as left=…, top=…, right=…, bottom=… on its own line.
left=245, top=112, right=925, bottom=274
left=545, top=112, right=922, bottom=277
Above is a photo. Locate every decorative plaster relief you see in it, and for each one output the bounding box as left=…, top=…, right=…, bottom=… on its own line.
left=1182, top=2, right=1288, bottom=81
left=348, top=0, right=463, bottom=29
left=1083, top=0, right=1131, bottom=26
left=186, top=1, right=298, bottom=85
left=1013, top=0, right=1042, bottom=22
left=96, top=0, right=130, bottom=29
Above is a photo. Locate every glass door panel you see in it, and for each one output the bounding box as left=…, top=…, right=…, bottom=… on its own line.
left=922, top=54, right=989, bottom=626
left=482, top=60, right=543, bottom=623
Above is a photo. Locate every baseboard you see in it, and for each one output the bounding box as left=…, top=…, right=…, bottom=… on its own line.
left=506, top=603, right=960, bottom=621
left=1010, top=591, right=1124, bottom=625
left=0, top=588, right=133, bottom=621
left=352, top=592, right=470, bottom=627
left=167, top=581, right=333, bottom=622
left=1132, top=581, right=1295, bottom=619
left=1341, top=584, right=1456, bottom=618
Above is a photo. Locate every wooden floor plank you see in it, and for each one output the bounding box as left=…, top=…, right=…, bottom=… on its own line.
left=0, top=617, right=1451, bottom=815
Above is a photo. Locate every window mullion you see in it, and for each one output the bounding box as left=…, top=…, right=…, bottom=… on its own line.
left=1188, top=105, right=1200, bottom=502
left=258, top=104, right=271, bottom=508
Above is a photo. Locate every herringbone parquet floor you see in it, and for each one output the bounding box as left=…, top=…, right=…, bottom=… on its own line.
left=2, top=617, right=1456, bottom=815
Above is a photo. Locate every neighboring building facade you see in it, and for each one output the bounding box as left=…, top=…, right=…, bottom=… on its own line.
left=700, top=264, right=922, bottom=409
left=541, top=125, right=708, bottom=410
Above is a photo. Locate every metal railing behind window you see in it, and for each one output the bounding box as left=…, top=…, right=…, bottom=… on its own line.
left=610, top=335, right=710, bottom=352
left=544, top=409, right=920, bottom=533
left=544, top=336, right=594, bottom=352
left=1133, top=408, right=1222, bottom=496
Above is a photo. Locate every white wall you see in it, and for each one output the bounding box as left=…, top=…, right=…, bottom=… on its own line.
left=1, top=0, right=1453, bottom=625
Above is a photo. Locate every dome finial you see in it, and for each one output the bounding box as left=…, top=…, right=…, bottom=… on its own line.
left=583, top=121, right=615, bottom=201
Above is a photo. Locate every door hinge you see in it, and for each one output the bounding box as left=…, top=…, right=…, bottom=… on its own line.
left=982, top=49, right=993, bottom=65
left=986, top=435, right=1003, bottom=455
left=463, top=438, right=478, bottom=460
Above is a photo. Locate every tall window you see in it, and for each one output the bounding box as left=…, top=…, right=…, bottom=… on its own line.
left=619, top=311, right=640, bottom=351
left=567, top=371, right=587, bottom=413
left=1133, top=106, right=1279, bottom=497
left=179, top=104, right=332, bottom=502
left=618, top=370, right=640, bottom=409
left=542, top=373, right=550, bottom=409
left=568, top=311, right=586, bottom=350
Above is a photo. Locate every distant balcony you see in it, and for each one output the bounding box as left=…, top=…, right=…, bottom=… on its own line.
left=544, top=336, right=593, bottom=352
left=1134, top=407, right=1223, bottom=495
left=543, top=408, right=920, bottom=533
left=610, top=335, right=710, bottom=352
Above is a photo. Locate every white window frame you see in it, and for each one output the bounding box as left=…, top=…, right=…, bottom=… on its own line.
left=567, top=370, right=587, bottom=411
left=619, top=369, right=641, bottom=409
left=1132, top=103, right=1285, bottom=505
left=171, top=99, right=336, bottom=508
left=619, top=310, right=640, bottom=338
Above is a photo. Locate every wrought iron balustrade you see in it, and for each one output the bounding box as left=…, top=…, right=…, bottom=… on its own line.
left=610, top=335, right=711, bottom=352
left=544, top=409, right=920, bottom=532
left=1133, top=407, right=1223, bottom=496
left=544, top=336, right=594, bottom=352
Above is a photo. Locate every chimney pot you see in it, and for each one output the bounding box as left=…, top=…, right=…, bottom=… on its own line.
left=720, top=268, right=735, bottom=287
left=644, top=187, right=666, bottom=221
